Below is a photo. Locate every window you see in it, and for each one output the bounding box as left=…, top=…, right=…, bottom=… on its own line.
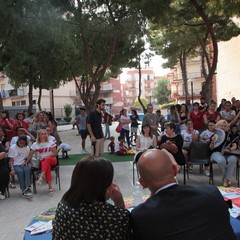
left=103, top=93, right=108, bottom=98
left=12, top=102, right=15, bottom=106
left=21, top=100, right=26, bottom=105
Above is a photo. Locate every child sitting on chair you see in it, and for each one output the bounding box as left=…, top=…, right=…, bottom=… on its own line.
left=108, top=136, right=115, bottom=154
left=115, top=136, right=128, bottom=155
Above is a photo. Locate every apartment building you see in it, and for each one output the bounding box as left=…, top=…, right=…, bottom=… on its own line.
left=124, top=68, right=156, bottom=107
left=170, top=56, right=205, bottom=104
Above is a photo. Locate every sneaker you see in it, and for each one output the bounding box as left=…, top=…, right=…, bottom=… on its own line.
left=22, top=188, right=33, bottom=199
left=82, top=149, right=89, bottom=154
left=204, top=169, right=210, bottom=177
left=0, top=194, right=6, bottom=200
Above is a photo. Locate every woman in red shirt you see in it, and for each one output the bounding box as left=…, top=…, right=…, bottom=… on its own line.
left=203, top=101, right=221, bottom=126
left=190, top=102, right=204, bottom=132
left=0, top=110, right=17, bottom=139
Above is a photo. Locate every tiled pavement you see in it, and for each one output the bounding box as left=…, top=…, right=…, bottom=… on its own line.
left=0, top=123, right=227, bottom=239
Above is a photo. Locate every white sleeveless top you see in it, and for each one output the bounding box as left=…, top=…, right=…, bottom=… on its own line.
left=139, top=135, right=156, bottom=150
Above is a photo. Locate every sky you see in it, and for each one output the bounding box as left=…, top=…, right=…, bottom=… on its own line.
left=120, top=54, right=170, bottom=83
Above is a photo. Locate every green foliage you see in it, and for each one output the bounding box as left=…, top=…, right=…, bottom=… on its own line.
left=153, top=78, right=171, bottom=104
left=64, top=104, right=72, bottom=117
left=134, top=97, right=148, bottom=109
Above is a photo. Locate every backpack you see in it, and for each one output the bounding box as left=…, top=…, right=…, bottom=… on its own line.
left=108, top=114, right=113, bottom=126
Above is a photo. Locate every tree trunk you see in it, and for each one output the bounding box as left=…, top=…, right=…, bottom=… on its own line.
left=27, top=65, right=33, bottom=113
left=37, top=87, right=42, bottom=111
left=0, top=94, right=3, bottom=111
left=190, top=0, right=218, bottom=103
left=179, top=51, right=189, bottom=102
left=137, top=55, right=146, bottom=113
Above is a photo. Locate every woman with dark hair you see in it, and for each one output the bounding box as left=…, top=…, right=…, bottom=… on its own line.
left=190, top=102, right=204, bottom=132
left=15, top=112, right=29, bottom=130
left=130, top=109, right=139, bottom=143
left=166, top=105, right=181, bottom=134
left=179, top=104, right=190, bottom=131
left=44, top=111, right=61, bottom=145
left=53, top=156, right=131, bottom=239
left=136, top=124, right=157, bottom=151
left=0, top=110, right=17, bottom=139
left=0, top=142, right=9, bottom=200
left=0, top=126, right=10, bottom=152
left=8, top=135, right=32, bottom=198
left=158, top=122, right=185, bottom=166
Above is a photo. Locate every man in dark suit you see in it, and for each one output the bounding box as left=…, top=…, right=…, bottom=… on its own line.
left=131, top=149, right=236, bottom=240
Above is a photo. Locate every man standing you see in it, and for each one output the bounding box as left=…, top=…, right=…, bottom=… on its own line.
left=76, top=107, right=88, bottom=153
left=142, top=104, right=159, bottom=137
left=131, top=149, right=236, bottom=240
left=87, top=99, right=105, bottom=157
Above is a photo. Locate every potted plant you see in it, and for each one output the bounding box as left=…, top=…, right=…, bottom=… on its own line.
left=64, top=104, right=72, bottom=123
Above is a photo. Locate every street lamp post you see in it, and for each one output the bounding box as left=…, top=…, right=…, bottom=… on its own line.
left=188, top=79, right=194, bottom=104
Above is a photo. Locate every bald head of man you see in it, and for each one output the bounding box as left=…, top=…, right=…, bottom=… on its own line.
left=138, top=149, right=178, bottom=194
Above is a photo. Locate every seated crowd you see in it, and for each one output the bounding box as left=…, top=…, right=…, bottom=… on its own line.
left=0, top=110, right=63, bottom=200
left=133, top=97, right=240, bottom=188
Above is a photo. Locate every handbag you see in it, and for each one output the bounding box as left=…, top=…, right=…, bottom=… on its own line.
left=116, top=123, right=122, bottom=133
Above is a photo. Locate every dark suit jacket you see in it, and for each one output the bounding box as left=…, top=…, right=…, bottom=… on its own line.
left=131, top=185, right=236, bottom=240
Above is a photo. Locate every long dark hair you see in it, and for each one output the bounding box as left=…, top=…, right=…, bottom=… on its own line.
left=62, top=156, right=114, bottom=206
left=141, top=123, right=153, bottom=138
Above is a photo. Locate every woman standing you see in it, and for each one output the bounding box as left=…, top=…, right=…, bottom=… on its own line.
left=179, top=104, right=190, bottom=131
left=166, top=105, right=181, bottom=134
left=119, top=109, right=131, bottom=148
left=190, top=102, right=204, bottom=132
left=203, top=101, right=221, bottom=127
left=53, top=157, right=131, bottom=239
left=210, top=120, right=237, bottom=187
left=28, top=111, right=48, bottom=138
left=0, top=110, right=17, bottom=139
left=44, top=112, right=61, bottom=145
left=136, top=124, right=157, bottom=151
left=130, top=110, right=139, bottom=143
left=26, top=129, right=58, bottom=196
left=0, top=143, right=9, bottom=200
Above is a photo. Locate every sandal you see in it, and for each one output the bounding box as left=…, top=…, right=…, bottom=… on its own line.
left=37, top=177, right=43, bottom=185
left=48, top=188, right=54, bottom=197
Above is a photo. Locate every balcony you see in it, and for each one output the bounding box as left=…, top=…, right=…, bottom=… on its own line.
left=172, top=72, right=204, bottom=81
left=171, top=88, right=202, bottom=99
left=104, top=97, right=113, bottom=104
left=4, top=88, right=25, bottom=98
left=100, top=84, right=112, bottom=93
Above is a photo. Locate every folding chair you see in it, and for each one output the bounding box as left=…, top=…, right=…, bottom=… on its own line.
left=32, top=157, right=61, bottom=194
left=184, top=142, right=212, bottom=184
left=132, top=152, right=143, bottom=185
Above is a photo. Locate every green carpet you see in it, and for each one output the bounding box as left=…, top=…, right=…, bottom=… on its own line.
left=59, top=152, right=134, bottom=166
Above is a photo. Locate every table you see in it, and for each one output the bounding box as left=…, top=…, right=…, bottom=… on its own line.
left=24, top=194, right=240, bottom=240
